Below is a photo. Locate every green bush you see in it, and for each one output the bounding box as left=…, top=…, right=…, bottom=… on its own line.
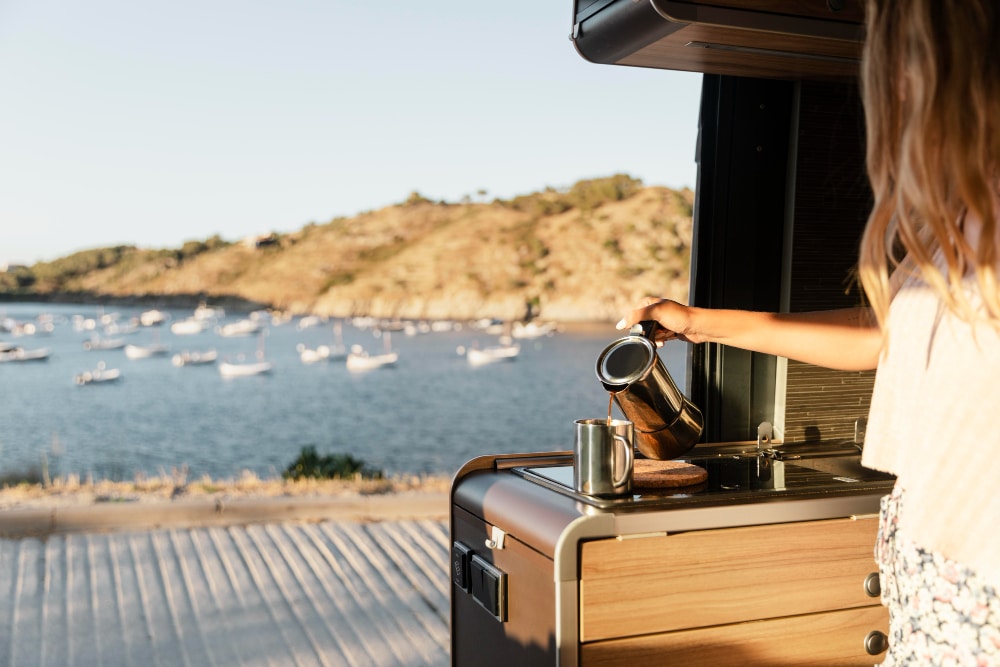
left=282, top=446, right=384, bottom=481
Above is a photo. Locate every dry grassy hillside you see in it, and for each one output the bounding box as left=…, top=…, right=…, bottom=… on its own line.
left=9, top=178, right=694, bottom=323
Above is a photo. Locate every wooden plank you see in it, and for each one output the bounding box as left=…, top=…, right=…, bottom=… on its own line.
left=580, top=605, right=888, bottom=666
left=580, top=517, right=879, bottom=641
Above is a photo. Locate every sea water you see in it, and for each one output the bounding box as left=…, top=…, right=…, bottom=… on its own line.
left=0, top=303, right=687, bottom=481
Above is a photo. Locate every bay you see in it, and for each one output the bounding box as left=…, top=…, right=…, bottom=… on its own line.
left=0, top=303, right=687, bottom=481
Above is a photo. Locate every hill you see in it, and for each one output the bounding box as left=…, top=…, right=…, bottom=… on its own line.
left=1, top=175, right=693, bottom=323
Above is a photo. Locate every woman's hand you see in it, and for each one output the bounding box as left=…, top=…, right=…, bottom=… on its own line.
left=615, top=300, right=882, bottom=371
left=616, top=298, right=702, bottom=345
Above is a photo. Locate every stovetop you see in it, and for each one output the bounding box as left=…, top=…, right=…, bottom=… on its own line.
left=514, top=453, right=895, bottom=510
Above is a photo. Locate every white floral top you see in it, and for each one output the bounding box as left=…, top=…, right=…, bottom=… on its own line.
left=876, top=485, right=1000, bottom=665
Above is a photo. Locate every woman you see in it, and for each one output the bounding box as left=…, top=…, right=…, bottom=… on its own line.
left=618, top=1, right=1000, bottom=663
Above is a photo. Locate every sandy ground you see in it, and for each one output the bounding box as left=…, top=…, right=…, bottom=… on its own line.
left=0, top=471, right=452, bottom=510
left=0, top=473, right=452, bottom=538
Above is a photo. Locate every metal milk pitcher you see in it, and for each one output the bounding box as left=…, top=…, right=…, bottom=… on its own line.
left=595, top=321, right=703, bottom=460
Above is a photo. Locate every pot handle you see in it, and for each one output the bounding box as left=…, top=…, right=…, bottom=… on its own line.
left=613, top=432, right=634, bottom=489
left=636, top=320, right=664, bottom=340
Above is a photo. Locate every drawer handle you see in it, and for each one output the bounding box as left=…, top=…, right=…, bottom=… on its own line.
left=864, top=572, right=881, bottom=597
left=865, top=630, right=888, bottom=655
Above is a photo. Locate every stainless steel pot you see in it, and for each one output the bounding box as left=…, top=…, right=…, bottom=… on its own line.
left=595, top=321, right=703, bottom=459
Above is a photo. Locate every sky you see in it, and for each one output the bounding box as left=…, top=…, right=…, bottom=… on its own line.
left=0, top=0, right=703, bottom=265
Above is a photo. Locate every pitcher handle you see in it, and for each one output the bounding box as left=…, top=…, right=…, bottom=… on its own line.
left=638, top=320, right=663, bottom=340
left=613, top=433, right=634, bottom=489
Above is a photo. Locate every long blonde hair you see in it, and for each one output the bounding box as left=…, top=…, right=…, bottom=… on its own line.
left=859, top=0, right=1000, bottom=329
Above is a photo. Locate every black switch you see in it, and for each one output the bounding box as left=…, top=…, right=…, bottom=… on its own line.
left=452, top=542, right=473, bottom=591
left=470, top=554, right=506, bottom=622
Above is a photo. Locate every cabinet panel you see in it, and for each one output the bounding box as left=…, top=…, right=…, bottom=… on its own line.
left=580, top=605, right=888, bottom=666
left=572, top=0, right=864, bottom=79
left=451, top=507, right=557, bottom=666
left=665, top=0, right=865, bottom=24
left=580, top=516, right=879, bottom=641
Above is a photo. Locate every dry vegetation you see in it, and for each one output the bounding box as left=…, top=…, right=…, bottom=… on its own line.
left=0, top=469, right=452, bottom=510
left=5, top=176, right=694, bottom=323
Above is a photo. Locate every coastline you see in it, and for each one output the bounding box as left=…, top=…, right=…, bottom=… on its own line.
left=0, top=473, right=452, bottom=537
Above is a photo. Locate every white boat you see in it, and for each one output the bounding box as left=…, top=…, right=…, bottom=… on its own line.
left=296, top=315, right=324, bottom=330
left=83, top=336, right=125, bottom=351
left=194, top=303, right=225, bottom=321
left=74, top=362, right=122, bottom=385
left=466, top=343, right=520, bottom=366
left=346, top=331, right=398, bottom=372
left=219, top=331, right=271, bottom=377
left=0, top=346, right=51, bottom=362
left=296, top=343, right=345, bottom=364
left=511, top=321, right=557, bottom=339
left=124, top=343, right=170, bottom=359
left=103, top=320, right=139, bottom=336
left=218, top=359, right=273, bottom=377
left=297, top=322, right=348, bottom=363
left=216, top=319, right=263, bottom=337
left=139, top=309, right=169, bottom=327
left=346, top=349, right=399, bottom=371
left=171, top=349, right=218, bottom=366
left=170, top=318, right=207, bottom=335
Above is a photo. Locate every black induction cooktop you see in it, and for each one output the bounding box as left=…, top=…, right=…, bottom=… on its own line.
left=515, top=452, right=895, bottom=510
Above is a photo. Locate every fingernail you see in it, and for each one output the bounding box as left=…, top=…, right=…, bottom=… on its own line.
left=615, top=319, right=627, bottom=330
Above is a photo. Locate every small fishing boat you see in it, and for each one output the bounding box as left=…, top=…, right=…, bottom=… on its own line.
left=74, top=362, right=122, bottom=385
left=171, top=349, right=218, bottom=367
left=346, top=349, right=399, bottom=371
left=0, top=346, right=51, bottom=362
left=216, top=319, right=263, bottom=337
left=125, top=343, right=170, bottom=360
left=297, top=321, right=348, bottom=363
left=297, top=343, right=339, bottom=364
left=219, top=332, right=271, bottom=377
left=511, top=321, right=557, bottom=339
left=465, top=343, right=520, bottom=366
left=170, top=318, right=207, bottom=335
left=346, top=331, right=399, bottom=372
left=218, top=359, right=273, bottom=377
left=139, top=309, right=169, bottom=327
left=296, top=315, right=325, bottom=331
left=83, top=336, right=125, bottom=351
left=193, top=303, right=225, bottom=321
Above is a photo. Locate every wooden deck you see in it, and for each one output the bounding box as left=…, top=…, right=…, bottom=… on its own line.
left=0, top=519, right=451, bottom=666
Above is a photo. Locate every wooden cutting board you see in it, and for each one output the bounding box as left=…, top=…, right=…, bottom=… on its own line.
left=633, top=459, right=708, bottom=488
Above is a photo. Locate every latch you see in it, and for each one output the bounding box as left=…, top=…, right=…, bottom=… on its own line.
left=757, top=421, right=773, bottom=450
left=485, top=525, right=506, bottom=550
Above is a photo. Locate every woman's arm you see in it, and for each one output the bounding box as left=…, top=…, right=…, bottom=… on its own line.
left=618, top=300, right=882, bottom=371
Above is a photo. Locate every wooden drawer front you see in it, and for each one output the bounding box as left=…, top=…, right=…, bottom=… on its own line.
left=580, top=517, right=878, bottom=641
left=580, top=605, right=888, bottom=667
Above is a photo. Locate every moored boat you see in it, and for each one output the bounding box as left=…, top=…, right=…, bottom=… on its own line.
left=124, top=343, right=170, bottom=359
left=172, top=349, right=218, bottom=367
left=346, top=350, right=399, bottom=371
left=511, top=321, right=557, bottom=339
left=345, top=331, right=397, bottom=372
left=74, top=362, right=122, bottom=385
left=170, top=318, right=207, bottom=335
left=218, top=359, right=273, bottom=377
left=139, top=309, right=169, bottom=327
left=465, top=343, right=520, bottom=366
left=216, top=319, right=263, bottom=337
left=0, top=346, right=51, bottom=362
left=83, top=336, right=126, bottom=351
